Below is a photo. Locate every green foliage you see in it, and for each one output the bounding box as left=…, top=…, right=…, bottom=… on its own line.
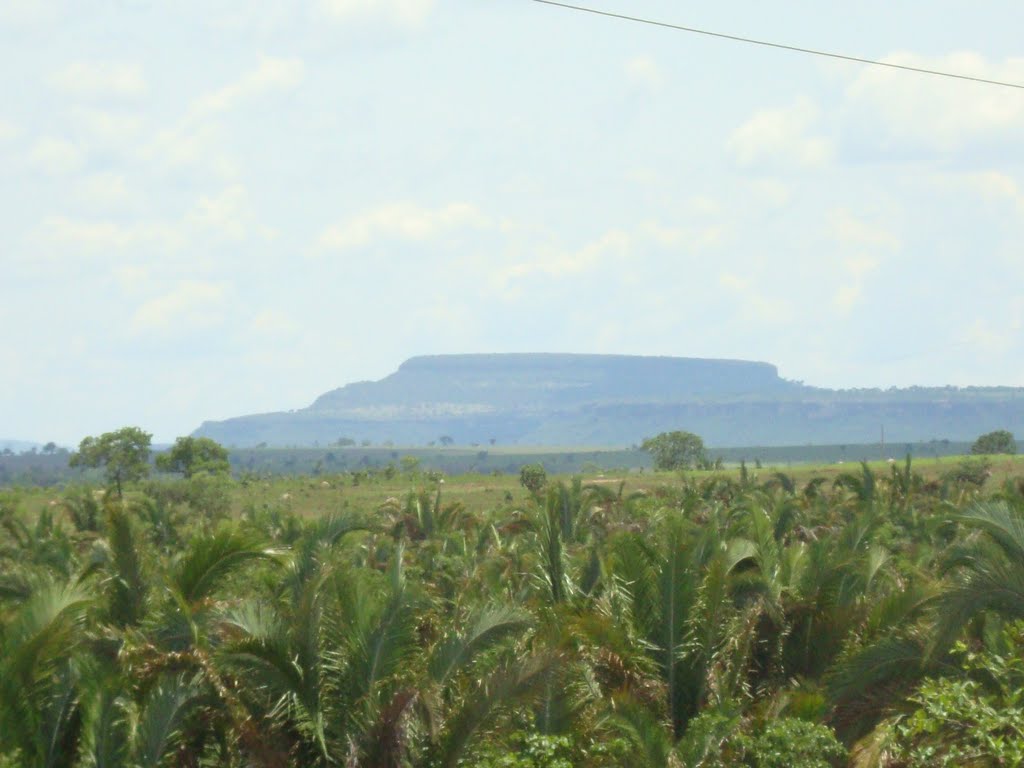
left=4, top=454, right=1024, bottom=766
left=892, top=626, right=1024, bottom=766
left=679, top=712, right=845, bottom=767
left=972, top=428, right=1017, bottom=455
left=640, top=430, right=706, bottom=471
left=946, top=457, right=993, bottom=487
left=735, top=719, right=846, bottom=767
left=894, top=677, right=1024, bottom=766
left=155, top=436, right=230, bottom=478
left=62, top=486, right=103, bottom=532
left=519, top=463, right=547, bottom=494
left=69, top=426, right=152, bottom=498
left=184, top=472, right=233, bottom=520
left=473, top=733, right=573, bottom=768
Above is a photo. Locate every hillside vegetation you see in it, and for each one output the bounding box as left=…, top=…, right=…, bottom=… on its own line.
left=3, top=455, right=1024, bottom=766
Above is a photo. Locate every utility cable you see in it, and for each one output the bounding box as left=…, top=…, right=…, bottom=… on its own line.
left=532, top=0, right=1024, bottom=90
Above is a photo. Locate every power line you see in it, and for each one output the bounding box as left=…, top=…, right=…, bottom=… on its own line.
left=532, top=0, right=1024, bottom=91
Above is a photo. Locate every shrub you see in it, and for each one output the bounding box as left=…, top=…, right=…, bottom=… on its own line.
left=519, top=463, right=547, bottom=494
left=641, top=431, right=706, bottom=471
left=971, top=429, right=1017, bottom=455
left=679, top=712, right=845, bottom=768
left=892, top=629, right=1024, bottom=767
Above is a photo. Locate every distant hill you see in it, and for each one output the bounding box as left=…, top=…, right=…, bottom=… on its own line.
left=193, top=353, right=1024, bottom=447
left=0, top=439, right=42, bottom=452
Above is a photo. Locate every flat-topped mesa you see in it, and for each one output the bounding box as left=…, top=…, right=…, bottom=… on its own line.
left=311, top=353, right=792, bottom=412
left=193, top=353, right=1024, bottom=447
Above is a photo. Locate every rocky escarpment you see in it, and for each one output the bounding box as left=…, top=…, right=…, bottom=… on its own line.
left=193, top=354, right=1024, bottom=447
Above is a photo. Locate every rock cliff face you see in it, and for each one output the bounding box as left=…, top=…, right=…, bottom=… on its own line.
left=193, top=354, right=1024, bottom=447
left=310, top=354, right=792, bottom=412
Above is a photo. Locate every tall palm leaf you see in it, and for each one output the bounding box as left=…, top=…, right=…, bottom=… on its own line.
left=171, top=528, right=280, bottom=607
left=931, top=500, right=1024, bottom=654
left=0, top=582, right=91, bottom=765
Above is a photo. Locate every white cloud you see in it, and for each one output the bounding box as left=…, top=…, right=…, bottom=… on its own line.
left=191, top=57, right=305, bottom=117
left=113, top=265, right=151, bottom=292
left=318, top=202, right=489, bottom=250
left=844, top=52, right=1024, bottom=152
left=719, top=273, right=794, bottom=324
left=965, top=171, right=1024, bottom=213
left=639, top=221, right=684, bottom=247
left=131, top=281, right=226, bottom=333
left=833, top=256, right=880, bottom=313
left=954, top=318, right=1019, bottom=356
left=824, top=210, right=893, bottom=314
left=36, top=216, right=183, bottom=253
left=684, top=196, right=722, bottom=217
left=0, top=118, right=18, bottom=142
left=146, top=57, right=304, bottom=177
left=31, top=186, right=270, bottom=268
left=499, top=229, right=630, bottom=288
left=0, top=0, right=57, bottom=24
left=829, top=209, right=900, bottom=251
left=74, top=173, right=134, bottom=209
left=625, top=56, right=662, bottom=89
left=729, top=99, right=833, bottom=170
left=317, top=0, right=434, bottom=26
left=188, top=185, right=274, bottom=240
left=639, top=221, right=721, bottom=250
left=28, top=137, right=84, bottom=175
left=50, top=61, right=147, bottom=98
left=747, top=179, right=791, bottom=207
left=147, top=122, right=235, bottom=177
left=71, top=107, right=144, bottom=145
left=251, top=309, right=298, bottom=336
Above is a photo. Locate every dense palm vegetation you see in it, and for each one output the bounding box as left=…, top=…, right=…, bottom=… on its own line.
left=2, top=459, right=1024, bottom=766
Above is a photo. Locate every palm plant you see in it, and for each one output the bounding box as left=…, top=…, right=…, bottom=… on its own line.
left=609, top=511, right=727, bottom=738
left=0, top=581, right=92, bottom=766
left=932, top=500, right=1024, bottom=653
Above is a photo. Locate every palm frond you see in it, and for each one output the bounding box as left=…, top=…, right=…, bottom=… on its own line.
left=955, top=500, right=1024, bottom=563
left=428, top=605, right=531, bottom=684
left=826, top=634, right=929, bottom=741
left=171, top=529, right=279, bottom=605
left=436, top=653, right=558, bottom=768
left=132, top=674, right=200, bottom=768
left=605, top=693, right=675, bottom=768
left=81, top=675, right=132, bottom=768
left=931, top=560, right=1024, bottom=654
left=360, top=687, right=418, bottom=768
left=104, top=506, right=148, bottom=627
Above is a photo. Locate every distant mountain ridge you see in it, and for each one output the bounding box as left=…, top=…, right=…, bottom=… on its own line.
left=193, top=353, right=1024, bottom=447
left=311, top=354, right=795, bottom=412
left=0, top=439, right=42, bottom=452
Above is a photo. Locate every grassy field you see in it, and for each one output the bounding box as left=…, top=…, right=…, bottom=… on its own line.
left=3, top=439, right=1007, bottom=488
left=5, top=452, right=1022, bottom=523
left=222, top=453, right=1024, bottom=519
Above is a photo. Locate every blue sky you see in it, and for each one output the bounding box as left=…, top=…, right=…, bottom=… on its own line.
left=3, top=0, right=1024, bottom=444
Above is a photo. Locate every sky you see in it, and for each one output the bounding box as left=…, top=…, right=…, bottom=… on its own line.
left=3, top=0, right=1024, bottom=445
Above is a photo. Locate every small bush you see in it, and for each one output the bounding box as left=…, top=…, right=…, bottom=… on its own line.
left=519, top=463, right=547, bottom=494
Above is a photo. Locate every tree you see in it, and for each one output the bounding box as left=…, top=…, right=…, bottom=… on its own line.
left=519, top=463, right=547, bottom=495
left=971, top=429, right=1017, bottom=455
left=69, top=426, right=152, bottom=498
left=439, top=435, right=455, bottom=447
left=156, top=436, right=230, bottom=478
left=640, top=430, right=706, bottom=471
